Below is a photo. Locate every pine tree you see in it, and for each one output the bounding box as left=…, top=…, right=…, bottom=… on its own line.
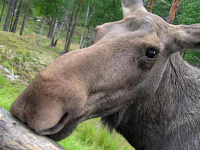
left=65, top=0, right=83, bottom=53
left=11, top=0, right=24, bottom=33
left=20, top=0, right=31, bottom=36
left=166, top=0, right=181, bottom=24
left=3, top=0, right=16, bottom=31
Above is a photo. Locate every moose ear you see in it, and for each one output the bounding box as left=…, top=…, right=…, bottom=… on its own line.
left=174, top=24, right=200, bottom=52
left=121, top=0, right=147, bottom=17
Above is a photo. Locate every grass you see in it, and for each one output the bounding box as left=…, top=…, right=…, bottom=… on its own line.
left=184, top=50, right=200, bottom=67
left=0, top=72, right=24, bottom=111
left=59, top=119, right=133, bottom=150
left=0, top=31, right=58, bottom=83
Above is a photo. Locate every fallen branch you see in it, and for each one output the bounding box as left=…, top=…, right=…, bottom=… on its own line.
left=0, top=106, right=66, bottom=150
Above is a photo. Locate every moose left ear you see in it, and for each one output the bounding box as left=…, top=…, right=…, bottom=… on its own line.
left=174, top=24, right=200, bottom=52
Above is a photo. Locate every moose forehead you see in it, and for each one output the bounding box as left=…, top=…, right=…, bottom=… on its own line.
left=95, top=10, right=171, bottom=46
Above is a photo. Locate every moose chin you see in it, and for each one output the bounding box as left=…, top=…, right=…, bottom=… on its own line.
left=11, top=0, right=200, bottom=149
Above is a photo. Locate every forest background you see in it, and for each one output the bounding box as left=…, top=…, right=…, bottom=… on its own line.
left=0, top=0, right=200, bottom=150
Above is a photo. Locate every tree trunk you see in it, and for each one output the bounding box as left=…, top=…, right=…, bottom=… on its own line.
left=0, top=0, right=6, bottom=24
left=50, top=19, right=58, bottom=47
left=148, top=0, right=154, bottom=12
left=64, top=0, right=83, bottom=53
left=3, top=0, right=16, bottom=31
left=56, top=23, right=64, bottom=42
left=48, top=18, right=57, bottom=39
left=64, top=0, right=77, bottom=51
left=51, top=22, right=64, bottom=47
left=20, top=0, right=31, bottom=36
left=9, top=0, right=18, bottom=31
left=37, top=17, right=47, bottom=45
left=80, top=6, right=90, bottom=49
left=0, top=107, right=66, bottom=150
left=47, top=19, right=53, bottom=38
left=166, top=0, right=181, bottom=24
left=90, top=27, right=96, bottom=45
left=11, top=0, right=24, bottom=33
left=81, top=2, right=94, bottom=48
left=49, top=19, right=55, bottom=39
left=65, top=12, right=74, bottom=49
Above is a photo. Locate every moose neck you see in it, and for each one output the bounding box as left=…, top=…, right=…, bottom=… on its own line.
left=102, top=52, right=200, bottom=150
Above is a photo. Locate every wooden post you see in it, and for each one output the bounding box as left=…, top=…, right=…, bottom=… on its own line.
left=0, top=107, right=66, bottom=150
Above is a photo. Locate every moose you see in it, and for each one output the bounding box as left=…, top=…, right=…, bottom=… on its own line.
left=11, top=0, right=200, bottom=149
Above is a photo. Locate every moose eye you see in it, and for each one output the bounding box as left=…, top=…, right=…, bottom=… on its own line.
left=145, top=48, right=159, bottom=60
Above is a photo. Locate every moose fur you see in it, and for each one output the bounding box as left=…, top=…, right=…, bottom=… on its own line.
left=102, top=53, right=200, bottom=149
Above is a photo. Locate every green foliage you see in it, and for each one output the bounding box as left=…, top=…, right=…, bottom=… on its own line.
left=177, top=0, right=200, bottom=66
left=178, top=0, right=200, bottom=24
left=144, top=0, right=173, bottom=20
left=89, top=0, right=123, bottom=26
left=184, top=50, right=200, bottom=67
left=33, top=0, right=68, bottom=19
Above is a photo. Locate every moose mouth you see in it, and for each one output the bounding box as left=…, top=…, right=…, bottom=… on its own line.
left=40, top=113, right=88, bottom=141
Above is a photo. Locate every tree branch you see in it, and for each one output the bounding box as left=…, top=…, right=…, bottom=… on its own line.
left=0, top=106, right=66, bottom=150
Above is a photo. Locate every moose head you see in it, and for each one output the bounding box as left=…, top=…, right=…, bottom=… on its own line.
left=11, top=0, right=200, bottom=143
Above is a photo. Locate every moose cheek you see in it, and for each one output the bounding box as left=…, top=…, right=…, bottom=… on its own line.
left=137, top=58, right=156, bottom=70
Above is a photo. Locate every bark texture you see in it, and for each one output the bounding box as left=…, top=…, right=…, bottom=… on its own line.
left=147, top=0, right=154, bottom=12
left=11, top=0, right=24, bottom=33
left=0, top=107, right=66, bottom=150
left=20, top=0, right=31, bottom=36
left=37, top=18, right=47, bottom=45
left=3, top=0, right=16, bottom=31
left=166, top=0, right=181, bottom=24
left=65, top=0, right=83, bottom=53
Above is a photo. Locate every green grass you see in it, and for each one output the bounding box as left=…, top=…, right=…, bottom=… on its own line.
left=0, top=73, right=24, bottom=111
left=0, top=31, right=58, bottom=83
left=59, top=119, right=133, bottom=150
left=184, top=50, right=200, bottom=67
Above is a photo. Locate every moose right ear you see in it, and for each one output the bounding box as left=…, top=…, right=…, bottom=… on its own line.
left=174, top=24, right=200, bottom=52
left=121, top=0, right=147, bottom=17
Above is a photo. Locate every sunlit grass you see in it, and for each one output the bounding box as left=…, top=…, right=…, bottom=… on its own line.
left=0, top=73, right=24, bottom=111
left=59, top=119, right=133, bottom=150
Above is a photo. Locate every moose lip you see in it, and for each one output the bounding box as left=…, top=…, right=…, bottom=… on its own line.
left=46, top=121, right=78, bottom=141
left=40, top=112, right=89, bottom=141
left=40, top=113, right=69, bottom=136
